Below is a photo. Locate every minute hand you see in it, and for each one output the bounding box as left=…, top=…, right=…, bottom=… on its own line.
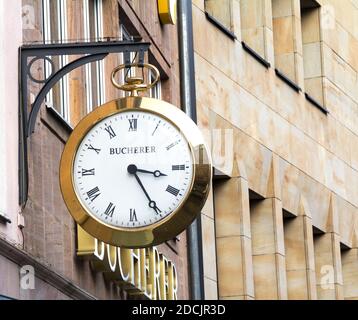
left=133, top=173, right=151, bottom=202
left=133, top=173, right=161, bottom=214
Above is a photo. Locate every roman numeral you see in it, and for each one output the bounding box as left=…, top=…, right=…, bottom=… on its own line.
left=86, top=144, right=101, bottom=154
left=130, top=209, right=137, bottom=222
left=172, top=165, right=185, bottom=171
left=104, top=202, right=116, bottom=218
left=86, top=187, right=101, bottom=202
left=166, top=185, right=180, bottom=197
left=128, top=118, right=138, bottom=132
left=82, top=168, right=95, bottom=176
left=105, top=125, right=116, bottom=139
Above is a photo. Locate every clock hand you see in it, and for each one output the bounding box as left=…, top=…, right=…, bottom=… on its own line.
left=137, top=168, right=167, bottom=177
left=134, top=174, right=162, bottom=214
left=127, top=165, right=162, bottom=214
left=128, top=164, right=167, bottom=177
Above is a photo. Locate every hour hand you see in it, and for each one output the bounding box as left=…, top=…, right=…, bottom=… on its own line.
left=128, top=165, right=167, bottom=178
left=137, top=168, right=167, bottom=177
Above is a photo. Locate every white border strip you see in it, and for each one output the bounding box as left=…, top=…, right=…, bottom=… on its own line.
left=83, top=0, right=93, bottom=113
left=96, top=0, right=106, bottom=105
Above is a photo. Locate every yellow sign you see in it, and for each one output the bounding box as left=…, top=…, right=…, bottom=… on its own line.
left=77, top=226, right=178, bottom=300
left=158, top=0, right=177, bottom=25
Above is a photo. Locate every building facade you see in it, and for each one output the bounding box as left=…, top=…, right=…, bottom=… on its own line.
left=0, top=0, right=358, bottom=300
left=1, top=0, right=190, bottom=300
left=196, top=0, right=358, bottom=299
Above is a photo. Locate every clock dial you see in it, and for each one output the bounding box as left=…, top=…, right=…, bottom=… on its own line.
left=73, top=110, right=194, bottom=229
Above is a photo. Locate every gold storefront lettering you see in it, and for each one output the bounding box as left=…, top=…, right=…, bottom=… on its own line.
left=77, top=225, right=178, bottom=300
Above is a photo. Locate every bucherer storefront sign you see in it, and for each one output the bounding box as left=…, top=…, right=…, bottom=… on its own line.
left=77, top=226, right=178, bottom=300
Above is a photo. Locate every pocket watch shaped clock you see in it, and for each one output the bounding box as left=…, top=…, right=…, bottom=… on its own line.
left=60, top=64, right=212, bottom=248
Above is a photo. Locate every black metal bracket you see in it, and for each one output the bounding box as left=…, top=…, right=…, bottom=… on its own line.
left=19, top=40, right=151, bottom=208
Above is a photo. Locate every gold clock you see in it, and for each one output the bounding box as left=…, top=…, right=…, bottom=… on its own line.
left=59, top=64, right=212, bottom=248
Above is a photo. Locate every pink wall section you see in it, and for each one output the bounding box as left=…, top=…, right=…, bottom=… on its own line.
left=0, top=0, right=22, bottom=245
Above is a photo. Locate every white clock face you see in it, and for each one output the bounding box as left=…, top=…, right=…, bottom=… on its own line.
left=73, top=110, right=194, bottom=229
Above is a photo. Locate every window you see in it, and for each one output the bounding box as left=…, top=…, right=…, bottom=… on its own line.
left=118, top=24, right=162, bottom=99
left=240, top=0, right=272, bottom=60
left=272, top=0, right=303, bottom=85
left=84, top=0, right=106, bottom=111
left=149, top=70, right=162, bottom=99
left=120, top=25, right=136, bottom=80
left=43, top=0, right=70, bottom=121
left=118, top=25, right=137, bottom=97
left=42, top=0, right=106, bottom=127
left=301, top=0, right=325, bottom=107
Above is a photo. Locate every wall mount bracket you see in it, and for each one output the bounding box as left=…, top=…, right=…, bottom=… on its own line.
left=19, top=40, right=151, bottom=208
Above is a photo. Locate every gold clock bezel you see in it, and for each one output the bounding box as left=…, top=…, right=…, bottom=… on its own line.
left=59, top=97, right=212, bottom=248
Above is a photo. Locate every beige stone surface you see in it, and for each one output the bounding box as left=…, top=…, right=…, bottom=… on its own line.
left=273, top=16, right=294, bottom=52
left=202, top=184, right=215, bottom=220
left=192, top=0, right=204, bottom=11
left=201, top=214, right=217, bottom=282
left=215, top=175, right=255, bottom=299
left=205, top=0, right=232, bottom=31
left=216, top=236, right=246, bottom=297
left=314, top=233, right=344, bottom=300
left=284, top=199, right=317, bottom=300
left=342, top=249, right=358, bottom=299
left=194, top=0, right=358, bottom=300
left=214, top=177, right=251, bottom=238
left=251, top=198, right=285, bottom=255
left=252, top=254, right=287, bottom=300
left=272, top=0, right=293, bottom=18
left=301, top=6, right=321, bottom=44
left=204, top=276, right=218, bottom=300
left=286, top=269, right=316, bottom=300
left=250, top=196, right=287, bottom=299
left=303, top=43, right=322, bottom=79
left=276, top=53, right=296, bottom=81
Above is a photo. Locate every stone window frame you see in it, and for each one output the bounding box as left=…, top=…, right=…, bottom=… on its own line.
left=204, top=0, right=237, bottom=40
left=300, top=0, right=327, bottom=112
left=271, top=0, right=304, bottom=90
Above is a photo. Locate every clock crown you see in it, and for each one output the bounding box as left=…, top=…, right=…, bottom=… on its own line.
left=111, top=63, right=160, bottom=97
left=125, top=76, right=144, bottom=86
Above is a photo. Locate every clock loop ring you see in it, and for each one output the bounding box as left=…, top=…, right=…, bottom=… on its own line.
left=111, top=63, right=160, bottom=95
